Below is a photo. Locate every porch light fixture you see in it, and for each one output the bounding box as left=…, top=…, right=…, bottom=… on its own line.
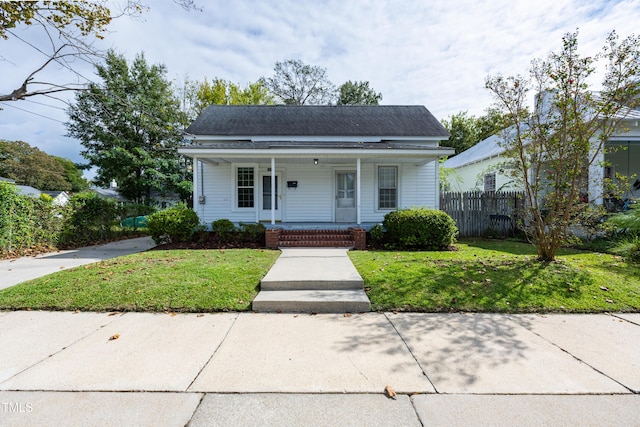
left=313, top=159, right=318, bottom=165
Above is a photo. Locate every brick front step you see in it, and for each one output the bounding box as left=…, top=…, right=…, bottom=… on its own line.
left=278, top=240, right=355, bottom=248
left=266, top=228, right=366, bottom=250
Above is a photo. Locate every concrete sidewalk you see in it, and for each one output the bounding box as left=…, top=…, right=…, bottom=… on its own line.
left=0, top=237, right=156, bottom=290
left=1, top=311, right=639, bottom=426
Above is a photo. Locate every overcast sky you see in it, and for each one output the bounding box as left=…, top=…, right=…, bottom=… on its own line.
left=1, top=0, right=639, bottom=179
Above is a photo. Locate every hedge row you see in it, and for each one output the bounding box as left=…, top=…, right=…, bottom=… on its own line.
left=0, top=182, right=152, bottom=257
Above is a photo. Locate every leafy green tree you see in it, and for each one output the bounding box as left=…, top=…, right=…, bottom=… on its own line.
left=66, top=51, right=191, bottom=205
left=53, top=157, right=89, bottom=192
left=485, top=30, right=640, bottom=261
left=260, top=59, right=336, bottom=105
left=441, top=111, right=480, bottom=156
left=337, top=80, right=382, bottom=105
left=0, top=140, right=71, bottom=190
left=441, top=109, right=510, bottom=157
left=183, top=77, right=273, bottom=121
left=476, top=107, right=510, bottom=142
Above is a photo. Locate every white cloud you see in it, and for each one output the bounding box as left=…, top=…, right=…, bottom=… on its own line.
left=1, top=0, right=639, bottom=173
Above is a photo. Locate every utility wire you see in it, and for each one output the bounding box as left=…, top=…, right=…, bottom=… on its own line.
left=3, top=102, right=65, bottom=124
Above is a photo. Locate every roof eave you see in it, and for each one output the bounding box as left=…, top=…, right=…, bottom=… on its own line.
left=178, top=147, right=455, bottom=158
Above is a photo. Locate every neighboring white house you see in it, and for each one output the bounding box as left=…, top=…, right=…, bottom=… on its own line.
left=179, top=105, right=453, bottom=228
left=445, top=114, right=640, bottom=206
left=42, top=191, right=71, bottom=206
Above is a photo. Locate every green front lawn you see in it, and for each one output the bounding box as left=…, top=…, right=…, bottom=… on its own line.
left=0, top=249, right=280, bottom=312
left=349, top=239, right=640, bottom=312
left=1, top=239, right=638, bottom=313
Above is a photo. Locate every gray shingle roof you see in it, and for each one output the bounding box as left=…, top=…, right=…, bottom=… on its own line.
left=186, top=105, right=449, bottom=138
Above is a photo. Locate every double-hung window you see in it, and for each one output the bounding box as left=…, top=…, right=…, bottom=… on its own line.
left=378, top=166, right=398, bottom=209
left=236, top=167, right=254, bottom=208
left=484, top=172, right=496, bottom=192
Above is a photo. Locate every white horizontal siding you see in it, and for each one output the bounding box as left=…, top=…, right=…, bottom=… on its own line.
left=197, top=161, right=441, bottom=225
left=282, top=164, right=333, bottom=222
left=400, top=162, right=437, bottom=208
left=449, top=157, right=522, bottom=192
left=197, top=163, right=256, bottom=225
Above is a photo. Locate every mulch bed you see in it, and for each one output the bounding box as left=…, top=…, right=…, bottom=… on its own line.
left=151, top=231, right=265, bottom=251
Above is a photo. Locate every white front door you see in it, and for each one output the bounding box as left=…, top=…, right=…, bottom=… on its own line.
left=335, top=171, right=356, bottom=222
left=260, top=173, right=281, bottom=221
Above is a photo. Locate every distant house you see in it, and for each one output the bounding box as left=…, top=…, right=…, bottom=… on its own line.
left=42, top=191, right=71, bottom=206
left=1, top=177, right=42, bottom=197
left=90, top=179, right=128, bottom=203
left=179, top=105, right=453, bottom=229
left=445, top=106, right=640, bottom=206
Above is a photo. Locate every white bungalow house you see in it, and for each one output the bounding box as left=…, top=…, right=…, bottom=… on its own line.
left=179, top=105, right=453, bottom=247
left=445, top=112, right=640, bottom=208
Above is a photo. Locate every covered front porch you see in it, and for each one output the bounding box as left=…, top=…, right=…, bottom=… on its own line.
left=183, top=146, right=450, bottom=228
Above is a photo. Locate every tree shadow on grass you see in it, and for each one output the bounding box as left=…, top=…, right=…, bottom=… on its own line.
left=365, top=256, right=592, bottom=313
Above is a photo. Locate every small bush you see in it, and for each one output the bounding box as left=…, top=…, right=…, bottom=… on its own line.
left=212, top=218, right=237, bottom=243
left=607, top=208, right=640, bottom=237
left=368, top=224, right=386, bottom=246
left=382, top=208, right=458, bottom=250
left=239, top=222, right=266, bottom=244
left=610, top=235, right=640, bottom=264
left=147, top=204, right=200, bottom=245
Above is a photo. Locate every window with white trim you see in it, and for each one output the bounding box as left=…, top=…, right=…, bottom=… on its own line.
left=237, top=167, right=254, bottom=208
left=484, top=172, right=496, bottom=192
left=378, top=166, right=398, bottom=209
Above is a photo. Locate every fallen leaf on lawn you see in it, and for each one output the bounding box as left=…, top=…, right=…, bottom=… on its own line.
left=568, top=288, right=575, bottom=292
left=109, top=334, right=120, bottom=341
left=384, top=385, right=397, bottom=399
left=600, top=286, right=609, bottom=291
left=606, top=299, right=614, bottom=304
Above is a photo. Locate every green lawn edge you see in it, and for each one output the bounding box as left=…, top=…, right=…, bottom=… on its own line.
left=1, top=240, right=638, bottom=314
left=0, top=249, right=280, bottom=313
left=349, top=239, right=640, bottom=313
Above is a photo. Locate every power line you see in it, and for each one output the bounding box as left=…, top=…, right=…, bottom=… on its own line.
left=25, top=98, right=67, bottom=111
left=3, top=102, right=66, bottom=124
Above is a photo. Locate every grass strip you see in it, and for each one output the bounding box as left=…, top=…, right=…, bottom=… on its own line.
left=0, top=249, right=279, bottom=312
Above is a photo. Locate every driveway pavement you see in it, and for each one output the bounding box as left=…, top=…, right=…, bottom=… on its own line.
left=0, top=237, right=156, bottom=290
left=1, top=311, right=639, bottom=426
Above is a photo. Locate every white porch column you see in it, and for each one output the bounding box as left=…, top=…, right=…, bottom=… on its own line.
left=192, top=157, right=199, bottom=217
left=435, top=157, right=440, bottom=209
left=356, top=157, right=361, bottom=225
left=271, top=157, right=276, bottom=225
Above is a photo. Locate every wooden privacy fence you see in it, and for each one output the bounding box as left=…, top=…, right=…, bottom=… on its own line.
left=440, top=191, right=524, bottom=238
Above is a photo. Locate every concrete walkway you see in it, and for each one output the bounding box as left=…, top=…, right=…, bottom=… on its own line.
left=0, top=237, right=156, bottom=290
left=253, top=248, right=371, bottom=313
left=1, top=311, right=639, bottom=426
